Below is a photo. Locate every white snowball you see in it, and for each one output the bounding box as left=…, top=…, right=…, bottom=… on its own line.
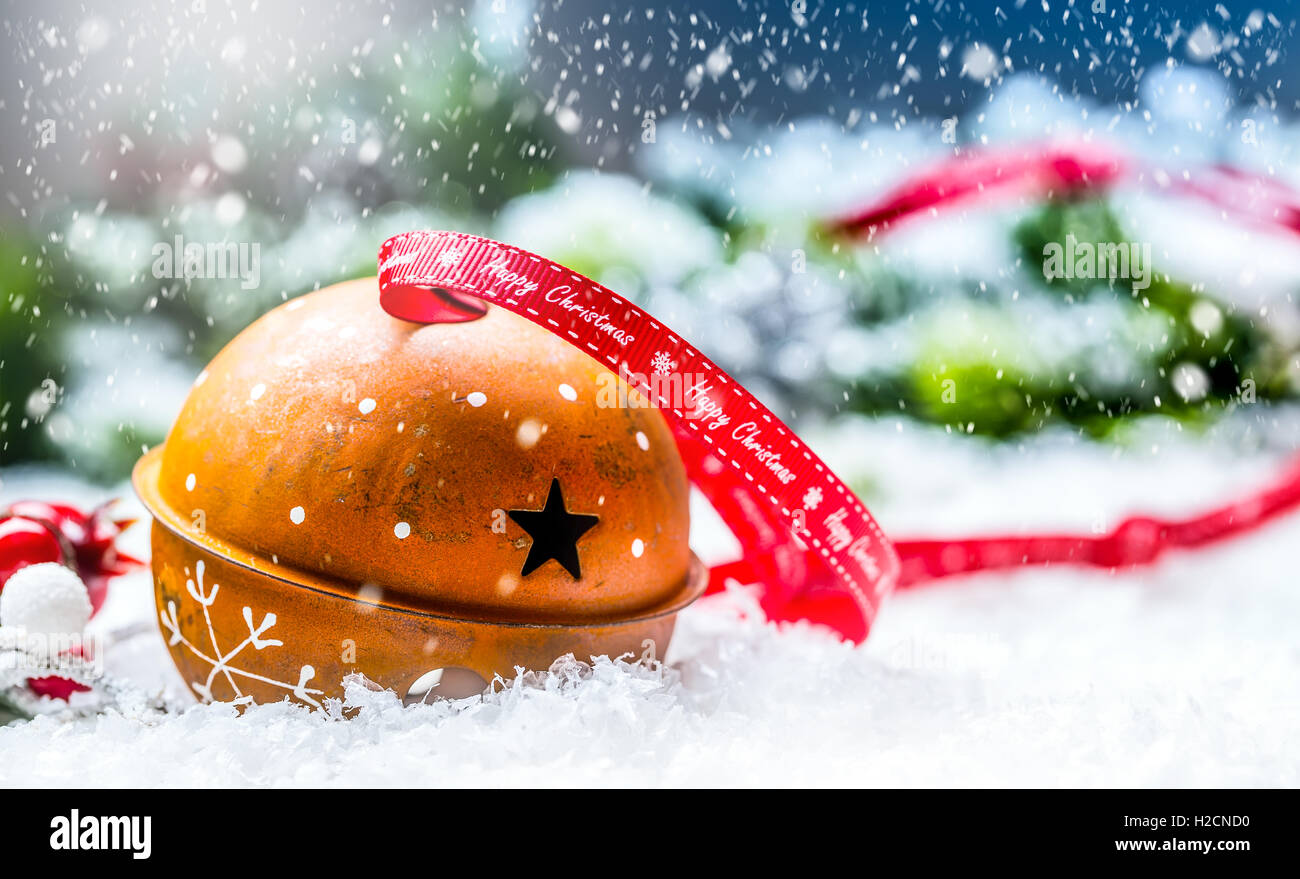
left=0, top=563, right=92, bottom=636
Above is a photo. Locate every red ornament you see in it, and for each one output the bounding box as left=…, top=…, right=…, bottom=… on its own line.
left=0, top=500, right=141, bottom=701
left=0, top=517, right=65, bottom=586
left=0, top=500, right=141, bottom=614
left=26, top=676, right=90, bottom=700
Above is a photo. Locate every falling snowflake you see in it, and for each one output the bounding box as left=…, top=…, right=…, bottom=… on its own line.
left=802, top=487, right=823, bottom=511
left=158, top=559, right=323, bottom=707
left=436, top=248, right=463, bottom=267
left=651, top=351, right=675, bottom=375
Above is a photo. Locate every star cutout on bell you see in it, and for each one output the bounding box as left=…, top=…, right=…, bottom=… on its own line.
left=507, top=478, right=599, bottom=580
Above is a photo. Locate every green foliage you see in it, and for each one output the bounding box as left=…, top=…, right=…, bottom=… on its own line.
left=847, top=197, right=1283, bottom=438
left=0, top=230, right=65, bottom=466
left=1, top=19, right=570, bottom=482
left=908, top=304, right=1056, bottom=436
left=5, top=49, right=1297, bottom=483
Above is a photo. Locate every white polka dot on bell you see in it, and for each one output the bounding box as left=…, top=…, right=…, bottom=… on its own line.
left=185, top=473, right=196, bottom=492
left=636, top=431, right=649, bottom=451
left=631, top=538, right=645, bottom=558
left=558, top=383, right=577, bottom=402
left=466, top=392, right=487, bottom=407
left=394, top=521, right=411, bottom=539
left=290, top=506, right=305, bottom=525
left=359, top=398, right=376, bottom=415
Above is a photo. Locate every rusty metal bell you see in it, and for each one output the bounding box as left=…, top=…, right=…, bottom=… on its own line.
left=133, top=277, right=704, bottom=705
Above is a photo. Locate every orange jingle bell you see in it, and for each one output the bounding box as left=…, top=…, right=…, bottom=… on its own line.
left=133, top=277, right=706, bottom=705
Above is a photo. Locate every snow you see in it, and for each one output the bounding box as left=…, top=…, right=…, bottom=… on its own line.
left=2, top=413, right=1297, bottom=787
left=0, top=563, right=91, bottom=636
left=3, top=2, right=1299, bottom=786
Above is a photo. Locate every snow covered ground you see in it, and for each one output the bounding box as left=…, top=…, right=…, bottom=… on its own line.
left=1, top=412, right=1298, bottom=787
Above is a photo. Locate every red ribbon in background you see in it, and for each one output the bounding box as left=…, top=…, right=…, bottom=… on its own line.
left=379, top=141, right=1300, bottom=642
left=828, top=141, right=1300, bottom=587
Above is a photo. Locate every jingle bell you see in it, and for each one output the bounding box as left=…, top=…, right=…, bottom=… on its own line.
left=133, top=277, right=705, bottom=704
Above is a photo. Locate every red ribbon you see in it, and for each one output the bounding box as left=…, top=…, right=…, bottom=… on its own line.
left=831, top=141, right=1300, bottom=240
left=378, top=142, right=1300, bottom=642
left=829, top=140, right=1300, bottom=588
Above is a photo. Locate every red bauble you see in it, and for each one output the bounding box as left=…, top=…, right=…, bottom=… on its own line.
left=0, top=517, right=64, bottom=588
left=0, top=500, right=140, bottom=613
left=0, top=501, right=140, bottom=703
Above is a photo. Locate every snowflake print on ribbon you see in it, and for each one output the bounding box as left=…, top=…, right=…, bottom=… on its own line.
left=651, top=351, right=676, bottom=375
left=436, top=248, right=464, bottom=267
left=802, top=486, right=824, bottom=511
left=158, top=559, right=324, bottom=707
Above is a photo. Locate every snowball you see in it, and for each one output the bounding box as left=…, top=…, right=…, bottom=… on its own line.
left=0, top=563, right=92, bottom=636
